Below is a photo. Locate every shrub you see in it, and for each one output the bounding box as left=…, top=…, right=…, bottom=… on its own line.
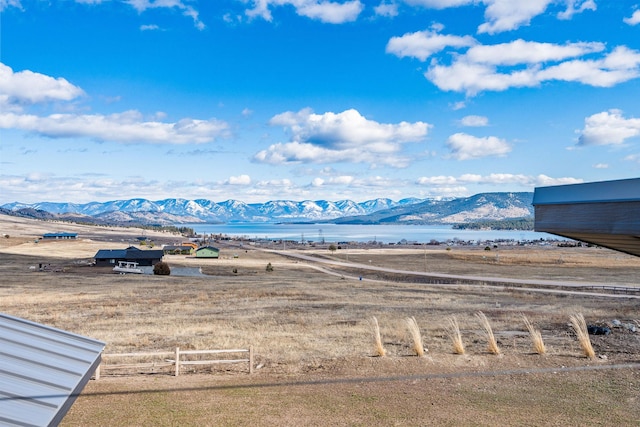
left=153, top=261, right=171, bottom=275
left=266, top=262, right=273, bottom=272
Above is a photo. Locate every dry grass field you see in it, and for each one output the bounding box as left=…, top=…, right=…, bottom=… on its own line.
left=1, top=214, right=639, bottom=426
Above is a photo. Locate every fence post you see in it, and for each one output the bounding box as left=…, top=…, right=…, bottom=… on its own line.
left=175, top=347, right=180, bottom=376
left=249, top=346, right=254, bottom=374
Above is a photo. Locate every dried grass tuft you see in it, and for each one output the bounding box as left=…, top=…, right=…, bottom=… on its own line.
left=405, top=316, right=425, bottom=357
left=521, top=314, right=546, bottom=355
left=476, top=311, right=500, bottom=355
left=446, top=316, right=465, bottom=355
left=370, top=316, right=386, bottom=357
left=569, top=313, right=595, bottom=359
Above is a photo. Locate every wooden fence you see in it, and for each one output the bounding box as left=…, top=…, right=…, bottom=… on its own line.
left=95, top=346, right=253, bottom=379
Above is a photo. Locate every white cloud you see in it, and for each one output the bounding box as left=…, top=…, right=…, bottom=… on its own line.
left=256, top=178, right=293, bottom=187
left=577, top=109, right=640, bottom=146
left=478, top=0, right=552, bottom=34
left=386, top=29, right=476, bottom=61
left=407, top=36, right=640, bottom=95
left=416, top=173, right=582, bottom=187
left=0, top=63, right=85, bottom=110
left=624, top=9, right=640, bottom=25
left=270, top=108, right=430, bottom=148
left=325, top=175, right=355, bottom=185
left=403, top=0, right=593, bottom=34
left=374, top=2, right=398, bottom=17
left=465, top=39, right=604, bottom=66
left=402, top=0, right=472, bottom=8
left=0, top=110, right=230, bottom=144
left=558, top=0, right=595, bottom=20
left=593, top=163, right=608, bottom=169
left=0, top=0, right=22, bottom=11
left=460, top=115, right=488, bottom=127
left=125, top=0, right=205, bottom=29
left=446, top=132, right=511, bottom=160
left=140, top=24, right=160, bottom=31
left=226, top=174, right=252, bottom=185
left=245, top=0, right=364, bottom=24
left=256, top=108, right=430, bottom=166
left=624, top=153, right=640, bottom=164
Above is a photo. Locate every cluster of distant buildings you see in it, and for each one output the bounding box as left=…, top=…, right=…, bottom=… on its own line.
left=38, top=232, right=221, bottom=267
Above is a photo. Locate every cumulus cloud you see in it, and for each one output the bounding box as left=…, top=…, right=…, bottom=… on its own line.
left=477, top=0, right=551, bottom=34
left=245, top=0, right=363, bottom=24
left=446, top=132, right=511, bottom=160
left=416, top=173, right=582, bottom=187
left=464, top=39, right=604, bottom=65
left=226, top=174, right=252, bottom=185
left=0, top=63, right=85, bottom=110
left=0, top=64, right=230, bottom=144
left=313, top=175, right=355, bottom=186
left=460, top=115, right=488, bottom=127
left=255, top=108, right=430, bottom=166
left=374, top=2, right=398, bottom=17
left=557, top=0, right=596, bottom=20
left=403, top=0, right=593, bottom=33
left=386, top=29, right=476, bottom=61
left=577, top=109, right=640, bottom=146
left=624, top=9, right=640, bottom=25
left=0, top=110, right=230, bottom=144
left=387, top=30, right=640, bottom=95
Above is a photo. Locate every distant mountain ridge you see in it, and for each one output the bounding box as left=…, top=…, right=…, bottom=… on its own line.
left=1, top=192, right=534, bottom=226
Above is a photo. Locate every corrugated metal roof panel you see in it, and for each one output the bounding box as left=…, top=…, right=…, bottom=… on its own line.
left=0, top=313, right=105, bottom=427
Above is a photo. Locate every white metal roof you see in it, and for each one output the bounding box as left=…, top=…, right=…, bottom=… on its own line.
left=0, top=313, right=105, bottom=427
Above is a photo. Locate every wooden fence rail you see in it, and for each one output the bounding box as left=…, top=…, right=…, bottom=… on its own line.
left=95, top=346, right=253, bottom=379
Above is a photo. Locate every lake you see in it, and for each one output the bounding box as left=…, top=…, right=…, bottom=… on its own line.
left=178, top=223, right=559, bottom=244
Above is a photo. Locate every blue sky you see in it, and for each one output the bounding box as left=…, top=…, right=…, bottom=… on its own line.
left=1, top=0, right=639, bottom=204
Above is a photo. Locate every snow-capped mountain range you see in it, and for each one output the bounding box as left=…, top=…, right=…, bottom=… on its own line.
left=1, top=192, right=534, bottom=225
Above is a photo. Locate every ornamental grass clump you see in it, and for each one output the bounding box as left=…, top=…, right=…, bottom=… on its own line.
left=405, top=316, right=425, bottom=357
left=522, top=314, right=546, bottom=355
left=569, top=313, right=595, bottom=359
left=476, top=311, right=500, bottom=355
left=370, top=316, right=386, bottom=357
left=446, top=316, right=465, bottom=355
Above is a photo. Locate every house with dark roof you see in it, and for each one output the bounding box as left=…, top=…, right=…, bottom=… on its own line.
left=93, top=246, right=164, bottom=267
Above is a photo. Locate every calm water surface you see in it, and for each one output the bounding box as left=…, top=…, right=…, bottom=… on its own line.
left=179, top=223, right=558, bottom=244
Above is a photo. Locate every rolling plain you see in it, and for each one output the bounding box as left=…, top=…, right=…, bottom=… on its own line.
left=1, top=214, right=638, bottom=426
